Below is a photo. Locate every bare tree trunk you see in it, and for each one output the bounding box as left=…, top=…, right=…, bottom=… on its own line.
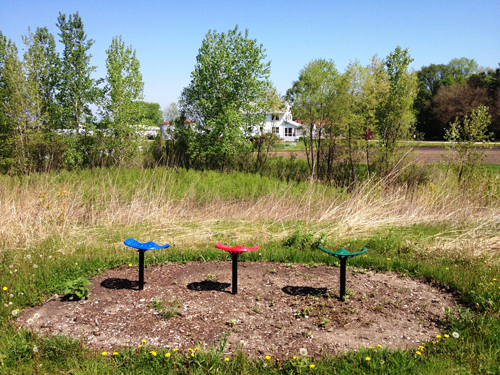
left=348, top=123, right=356, bottom=189
left=365, top=137, right=371, bottom=179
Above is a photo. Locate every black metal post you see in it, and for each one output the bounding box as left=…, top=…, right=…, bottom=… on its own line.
left=232, top=253, right=239, bottom=295
left=139, top=250, right=145, bottom=290
left=340, top=258, right=347, bottom=301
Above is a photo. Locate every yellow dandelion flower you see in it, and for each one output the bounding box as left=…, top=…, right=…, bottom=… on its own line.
left=129, top=264, right=133, bottom=267
left=416, top=351, right=422, bottom=355
left=494, top=278, right=497, bottom=281
left=365, top=357, right=371, bottom=361
left=377, top=344, right=382, bottom=348
left=191, top=353, right=195, bottom=357
left=293, top=356, right=298, bottom=359
left=225, top=357, right=230, bottom=361
left=113, top=352, right=118, bottom=355
left=446, top=267, right=449, bottom=270
left=432, top=341, right=436, bottom=345
left=444, top=334, right=449, bottom=338
left=142, top=339, right=147, bottom=343
left=2, top=287, right=7, bottom=291
left=173, top=348, right=179, bottom=351
left=150, top=351, right=156, bottom=356
left=436, top=335, right=441, bottom=338
left=165, top=352, right=171, bottom=357
left=387, top=258, right=391, bottom=261
left=101, top=352, right=107, bottom=356
left=195, top=348, right=199, bottom=351
left=75, top=263, right=78, bottom=265
left=138, top=345, right=142, bottom=348
left=188, top=348, right=192, bottom=351
left=369, top=346, right=374, bottom=349
left=310, top=364, right=315, bottom=368
left=265, top=355, right=271, bottom=360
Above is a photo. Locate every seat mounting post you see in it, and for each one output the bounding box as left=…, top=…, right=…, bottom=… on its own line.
left=138, top=250, right=145, bottom=290
left=232, top=253, right=239, bottom=294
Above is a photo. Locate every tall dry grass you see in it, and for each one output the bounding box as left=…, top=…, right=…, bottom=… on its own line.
left=0, top=166, right=498, bottom=254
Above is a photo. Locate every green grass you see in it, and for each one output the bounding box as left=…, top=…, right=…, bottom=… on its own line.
left=1, top=224, right=500, bottom=374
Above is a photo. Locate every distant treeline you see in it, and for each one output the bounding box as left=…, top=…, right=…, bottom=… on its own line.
left=1, top=16, right=498, bottom=184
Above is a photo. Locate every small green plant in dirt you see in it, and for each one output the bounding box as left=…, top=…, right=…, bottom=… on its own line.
left=64, top=277, right=91, bottom=300
left=319, top=317, right=330, bottom=328
left=227, top=319, right=236, bottom=327
left=302, top=330, right=313, bottom=338
left=266, top=268, right=277, bottom=274
left=252, top=306, right=261, bottom=313
left=149, top=297, right=182, bottom=319
left=205, top=273, right=219, bottom=282
left=297, top=305, right=314, bottom=318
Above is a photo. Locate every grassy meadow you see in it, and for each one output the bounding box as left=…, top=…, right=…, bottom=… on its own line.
left=1, top=164, right=500, bottom=374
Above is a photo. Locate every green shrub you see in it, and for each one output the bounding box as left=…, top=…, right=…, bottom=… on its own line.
left=64, top=277, right=91, bottom=300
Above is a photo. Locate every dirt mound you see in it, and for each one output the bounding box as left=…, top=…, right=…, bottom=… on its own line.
left=17, top=261, right=457, bottom=358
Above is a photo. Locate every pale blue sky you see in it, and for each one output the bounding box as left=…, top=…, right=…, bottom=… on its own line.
left=1, top=0, right=499, bottom=110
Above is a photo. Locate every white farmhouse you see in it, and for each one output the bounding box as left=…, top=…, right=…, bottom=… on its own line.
left=158, top=103, right=304, bottom=142
left=259, top=102, right=302, bottom=142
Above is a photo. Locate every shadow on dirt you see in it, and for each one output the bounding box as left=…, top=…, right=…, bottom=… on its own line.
left=282, top=286, right=328, bottom=296
left=101, top=278, right=139, bottom=290
left=187, top=280, right=231, bottom=292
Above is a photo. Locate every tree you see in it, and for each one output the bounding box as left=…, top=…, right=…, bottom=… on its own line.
left=444, top=105, right=492, bottom=182
left=179, top=26, right=271, bottom=170
left=101, top=36, right=144, bottom=129
left=0, top=31, right=19, bottom=172
left=0, top=31, right=31, bottom=173
left=22, top=27, right=59, bottom=131
left=286, top=59, right=338, bottom=180
left=431, top=81, right=488, bottom=136
left=448, top=57, right=478, bottom=78
left=376, top=46, right=418, bottom=174
left=162, top=102, right=179, bottom=123
left=99, top=36, right=144, bottom=166
left=132, top=101, right=162, bottom=126
left=56, top=12, right=97, bottom=129
left=359, top=56, right=389, bottom=178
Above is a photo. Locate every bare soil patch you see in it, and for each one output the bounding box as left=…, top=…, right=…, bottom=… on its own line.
left=18, top=261, right=458, bottom=358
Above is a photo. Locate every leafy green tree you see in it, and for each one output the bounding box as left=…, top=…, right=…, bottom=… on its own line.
left=180, top=26, right=271, bottom=170
left=0, top=31, right=18, bottom=172
left=444, top=105, right=492, bottom=182
left=376, top=46, right=418, bottom=174
left=132, top=101, right=162, bottom=126
left=22, top=27, right=59, bottom=131
left=56, top=12, right=97, bottom=129
left=287, top=59, right=338, bottom=180
left=339, top=61, right=366, bottom=187
left=101, top=36, right=143, bottom=128
left=100, top=36, right=144, bottom=166
left=448, top=57, right=478, bottom=78
left=0, top=31, right=30, bottom=173
left=359, top=56, right=389, bottom=178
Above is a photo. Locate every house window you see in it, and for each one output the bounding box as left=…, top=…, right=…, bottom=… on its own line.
left=272, top=127, right=279, bottom=134
left=272, top=115, right=280, bottom=121
left=285, top=128, right=295, bottom=137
